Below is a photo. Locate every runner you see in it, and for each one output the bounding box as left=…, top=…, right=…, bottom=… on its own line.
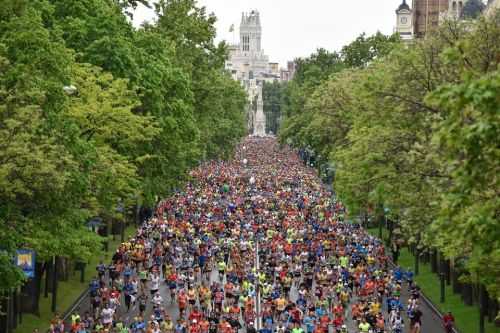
left=73, top=137, right=424, bottom=333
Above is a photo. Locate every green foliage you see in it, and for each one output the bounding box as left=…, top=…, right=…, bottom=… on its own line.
left=280, top=32, right=400, bottom=164
left=340, top=32, right=400, bottom=68
left=462, top=0, right=486, bottom=19
left=427, top=70, right=500, bottom=297
left=263, top=81, right=285, bottom=135
left=0, top=0, right=246, bottom=292
left=154, top=0, right=246, bottom=161
left=279, top=13, right=500, bottom=299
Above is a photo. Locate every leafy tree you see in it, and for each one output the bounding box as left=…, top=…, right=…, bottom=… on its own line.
left=427, top=70, right=500, bottom=299
left=294, top=48, right=345, bottom=88
left=263, top=81, right=285, bottom=135
left=154, top=0, right=246, bottom=161
left=462, top=0, right=486, bottom=18
left=280, top=32, right=401, bottom=167
left=0, top=0, right=247, bottom=296
left=279, top=10, right=500, bottom=301
left=340, top=32, right=400, bottom=68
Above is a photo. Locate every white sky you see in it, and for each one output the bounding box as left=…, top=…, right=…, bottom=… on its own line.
left=133, top=0, right=404, bottom=66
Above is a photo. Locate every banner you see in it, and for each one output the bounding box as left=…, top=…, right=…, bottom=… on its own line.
left=16, top=249, right=36, bottom=278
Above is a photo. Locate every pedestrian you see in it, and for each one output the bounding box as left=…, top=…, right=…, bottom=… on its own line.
left=443, top=311, right=455, bottom=333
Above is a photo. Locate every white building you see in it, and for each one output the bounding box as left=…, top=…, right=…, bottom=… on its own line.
left=486, top=0, right=500, bottom=16
left=395, top=0, right=414, bottom=40
left=226, top=10, right=271, bottom=82
left=226, top=10, right=281, bottom=136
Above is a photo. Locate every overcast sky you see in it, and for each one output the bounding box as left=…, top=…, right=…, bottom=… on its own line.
left=133, top=0, right=404, bottom=66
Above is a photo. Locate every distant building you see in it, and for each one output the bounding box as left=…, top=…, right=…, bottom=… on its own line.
left=395, top=0, right=414, bottom=40
left=226, top=10, right=283, bottom=136
left=226, top=10, right=270, bottom=83
left=412, top=0, right=447, bottom=37
left=486, top=0, right=500, bottom=15
left=279, top=61, right=296, bottom=82
left=401, top=0, right=473, bottom=38
left=269, top=62, right=280, bottom=74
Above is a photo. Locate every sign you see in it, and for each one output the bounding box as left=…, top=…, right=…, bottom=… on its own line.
left=16, top=249, right=36, bottom=278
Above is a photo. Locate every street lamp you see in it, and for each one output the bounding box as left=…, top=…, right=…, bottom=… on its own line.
left=50, top=84, right=79, bottom=313
left=63, top=85, right=77, bottom=95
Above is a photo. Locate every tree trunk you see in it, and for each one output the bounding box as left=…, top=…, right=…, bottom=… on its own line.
left=462, top=283, right=473, bottom=306
left=12, top=290, right=17, bottom=330
left=104, top=219, right=111, bottom=252
left=431, top=249, right=438, bottom=273
left=445, top=259, right=451, bottom=285
left=57, top=257, right=69, bottom=282
left=0, top=291, right=8, bottom=333
left=45, top=261, right=53, bottom=294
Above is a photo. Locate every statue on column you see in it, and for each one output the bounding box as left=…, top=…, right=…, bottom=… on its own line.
left=253, top=83, right=266, bottom=137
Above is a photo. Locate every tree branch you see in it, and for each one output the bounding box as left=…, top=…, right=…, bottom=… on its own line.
left=375, top=91, right=441, bottom=114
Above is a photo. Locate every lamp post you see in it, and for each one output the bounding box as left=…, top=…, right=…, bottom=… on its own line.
left=440, top=273, right=446, bottom=303
left=51, top=256, right=57, bottom=312
left=49, top=84, right=78, bottom=313
left=116, top=199, right=125, bottom=242
left=317, top=154, right=322, bottom=176
left=380, top=207, right=389, bottom=242
left=62, top=85, right=77, bottom=96
left=378, top=204, right=384, bottom=239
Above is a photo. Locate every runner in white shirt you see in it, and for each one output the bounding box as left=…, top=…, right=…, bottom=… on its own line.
left=150, top=273, right=160, bottom=295
left=101, top=305, right=114, bottom=326
left=152, top=293, right=163, bottom=307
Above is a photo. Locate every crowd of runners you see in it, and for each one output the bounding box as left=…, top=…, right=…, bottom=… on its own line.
left=53, top=138, right=438, bottom=333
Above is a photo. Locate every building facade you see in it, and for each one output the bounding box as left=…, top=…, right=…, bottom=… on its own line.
left=406, top=0, right=472, bottom=37
left=280, top=61, right=296, bottom=82
left=486, top=0, right=500, bottom=15
left=226, top=10, right=270, bottom=83
left=395, top=0, right=414, bottom=39
left=226, top=10, right=285, bottom=136
left=412, top=0, right=448, bottom=37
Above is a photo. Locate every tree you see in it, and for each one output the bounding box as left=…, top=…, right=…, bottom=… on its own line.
left=279, top=10, right=500, bottom=300
left=154, top=0, right=247, bottom=161
left=462, top=0, right=486, bottom=18
left=263, top=81, right=285, bottom=135
left=428, top=69, right=500, bottom=299
left=0, top=4, right=97, bottom=290
left=340, top=32, right=400, bottom=68
left=0, top=0, right=248, bottom=295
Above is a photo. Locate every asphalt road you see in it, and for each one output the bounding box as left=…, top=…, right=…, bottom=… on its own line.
left=69, top=240, right=447, bottom=333
left=68, top=186, right=447, bottom=333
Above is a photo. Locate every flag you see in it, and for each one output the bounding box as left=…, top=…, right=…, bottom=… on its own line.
left=229, top=24, right=235, bottom=32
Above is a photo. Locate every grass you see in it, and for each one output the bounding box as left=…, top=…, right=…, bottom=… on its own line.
left=367, top=227, right=499, bottom=333
left=15, top=225, right=136, bottom=333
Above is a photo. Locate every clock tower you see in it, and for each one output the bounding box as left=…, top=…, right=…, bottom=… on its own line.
left=395, top=0, right=413, bottom=40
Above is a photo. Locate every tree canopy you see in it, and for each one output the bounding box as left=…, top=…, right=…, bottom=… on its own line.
left=279, top=13, right=500, bottom=300
left=0, top=0, right=247, bottom=291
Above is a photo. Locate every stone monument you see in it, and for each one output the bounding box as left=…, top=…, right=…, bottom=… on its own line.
left=253, top=85, right=266, bottom=136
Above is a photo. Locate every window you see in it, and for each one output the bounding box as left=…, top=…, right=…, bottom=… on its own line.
left=243, top=35, right=250, bottom=51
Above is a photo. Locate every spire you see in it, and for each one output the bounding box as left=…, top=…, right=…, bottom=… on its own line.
left=397, top=0, right=411, bottom=12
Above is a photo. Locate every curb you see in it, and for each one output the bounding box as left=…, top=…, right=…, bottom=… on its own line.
left=318, top=173, right=461, bottom=333
left=382, top=243, right=460, bottom=333
left=61, top=287, right=90, bottom=322
left=419, top=290, right=460, bottom=333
